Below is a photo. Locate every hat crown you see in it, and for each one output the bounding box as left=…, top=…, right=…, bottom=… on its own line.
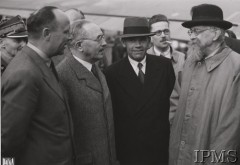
left=182, top=4, right=232, bottom=30
left=0, top=15, right=27, bottom=38
left=121, top=17, right=154, bottom=38
left=192, top=4, right=223, bottom=21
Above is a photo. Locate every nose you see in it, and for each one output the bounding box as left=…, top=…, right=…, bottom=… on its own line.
left=101, top=39, right=107, bottom=47
left=190, top=34, right=196, bottom=40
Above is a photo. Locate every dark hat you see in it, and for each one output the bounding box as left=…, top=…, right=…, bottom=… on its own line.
left=0, top=15, right=28, bottom=38
left=182, top=4, right=232, bottom=30
left=121, top=17, right=155, bottom=38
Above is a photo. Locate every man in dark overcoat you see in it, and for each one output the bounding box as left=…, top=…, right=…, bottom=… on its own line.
left=105, top=17, right=175, bottom=165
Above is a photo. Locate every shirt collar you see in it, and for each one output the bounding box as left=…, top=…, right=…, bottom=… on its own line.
left=128, top=55, right=146, bottom=67
left=153, top=46, right=176, bottom=63
left=27, top=42, right=51, bottom=67
left=73, top=55, right=92, bottom=71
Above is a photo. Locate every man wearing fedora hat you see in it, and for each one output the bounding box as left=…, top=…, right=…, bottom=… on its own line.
left=105, top=17, right=175, bottom=165
left=0, top=15, right=28, bottom=74
left=169, top=4, right=240, bottom=165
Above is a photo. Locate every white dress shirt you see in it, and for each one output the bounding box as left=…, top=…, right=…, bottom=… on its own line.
left=154, top=46, right=171, bottom=59
left=128, top=56, right=146, bottom=75
left=73, top=55, right=93, bottom=71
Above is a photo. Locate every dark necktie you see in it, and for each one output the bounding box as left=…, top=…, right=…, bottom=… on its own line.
left=91, top=64, right=99, bottom=80
left=50, top=61, right=59, bottom=81
left=138, top=62, right=144, bottom=84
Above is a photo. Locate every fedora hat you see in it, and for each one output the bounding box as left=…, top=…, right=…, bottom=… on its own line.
left=0, top=15, right=28, bottom=38
left=182, top=4, right=232, bottom=30
left=120, top=17, right=155, bottom=38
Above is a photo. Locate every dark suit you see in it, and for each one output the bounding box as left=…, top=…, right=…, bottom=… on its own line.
left=57, top=54, right=119, bottom=165
left=105, top=54, right=175, bottom=165
left=1, top=46, right=75, bottom=165
left=225, top=37, right=240, bottom=54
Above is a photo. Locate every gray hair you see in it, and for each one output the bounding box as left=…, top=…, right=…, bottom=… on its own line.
left=69, top=19, right=91, bottom=48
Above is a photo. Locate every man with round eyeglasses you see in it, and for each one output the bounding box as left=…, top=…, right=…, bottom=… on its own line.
left=56, top=20, right=119, bottom=165
left=169, top=4, right=240, bottom=165
left=147, top=14, right=186, bottom=125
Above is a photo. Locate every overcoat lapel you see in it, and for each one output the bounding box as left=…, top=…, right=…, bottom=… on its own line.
left=67, top=55, right=103, bottom=94
left=139, top=55, right=163, bottom=107
left=25, top=46, right=64, bottom=101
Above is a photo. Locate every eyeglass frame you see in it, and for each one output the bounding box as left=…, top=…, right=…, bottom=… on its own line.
left=153, top=29, right=170, bottom=36
left=187, top=27, right=216, bottom=37
left=78, top=35, right=105, bottom=43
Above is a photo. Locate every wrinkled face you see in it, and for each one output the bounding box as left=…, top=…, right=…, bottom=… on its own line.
left=80, top=23, right=107, bottom=63
left=150, top=21, right=170, bottom=50
left=0, top=37, right=27, bottom=60
left=188, top=26, right=216, bottom=60
left=122, top=36, right=150, bottom=62
left=50, top=9, right=71, bottom=56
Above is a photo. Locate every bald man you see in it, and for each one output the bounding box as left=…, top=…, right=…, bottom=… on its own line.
left=2, top=6, right=75, bottom=165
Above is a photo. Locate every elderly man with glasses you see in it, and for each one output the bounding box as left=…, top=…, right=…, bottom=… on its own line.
left=56, top=20, right=119, bottom=165
left=169, top=4, right=240, bottom=165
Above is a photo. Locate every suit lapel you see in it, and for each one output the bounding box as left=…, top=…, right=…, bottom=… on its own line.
left=117, top=57, right=144, bottom=99
left=25, top=46, right=64, bottom=101
left=67, top=55, right=103, bottom=94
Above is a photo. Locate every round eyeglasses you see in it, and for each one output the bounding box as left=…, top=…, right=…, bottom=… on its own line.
left=187, top=28, right=211, bottom=37
left=154, top=29, right=170, bottom=36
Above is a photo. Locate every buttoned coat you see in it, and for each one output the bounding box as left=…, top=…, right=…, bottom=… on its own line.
left=1, top=46, right=75, bottom=165
left=57, top=54, right=118, bottom=165
left=169, top=46, right=240, bottom=165
left=105, top=54, right=175, bottom=165
left=147, top=46, right=186, bottom=124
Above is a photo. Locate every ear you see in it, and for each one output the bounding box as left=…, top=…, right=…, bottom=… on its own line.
left=121, top=38, right=126, bottom=47
left=147, top=37, right=153, bottom=49
left=42, top=28, right=51, bottom=41
left=76, top=41, right=84, bottom=52
left=213, top=29, right=221, bottom=41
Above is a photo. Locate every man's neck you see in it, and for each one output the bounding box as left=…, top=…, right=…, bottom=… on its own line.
left=155, top=45, right=169, bottom=53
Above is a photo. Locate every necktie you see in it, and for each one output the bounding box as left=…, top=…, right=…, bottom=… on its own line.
left=137, top=63, right=144, bottom=84
left=50, top=61, right=59, bottom=81
left=91, top=64, right=99, bottom=80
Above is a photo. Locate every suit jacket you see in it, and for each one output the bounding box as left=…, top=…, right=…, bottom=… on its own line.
left=104, top=54, right=175, bottom=165
left=1, top=46, right=75, bottom=165
left=57, top=54, right=119, bottom=165
left=147, top=46, right=185, bottom=124
left=225, top=37, right=240, bottom=54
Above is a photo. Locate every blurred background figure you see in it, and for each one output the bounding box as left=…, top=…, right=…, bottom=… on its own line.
left=0, top=15, right=28, bottom=73
left=111, top=31, right=126, bottom=64
left=225, top=29, right=237, bottom=39
left=65, top=8, right=85, bottom=24
left=52, top=8, right=85, bottom=65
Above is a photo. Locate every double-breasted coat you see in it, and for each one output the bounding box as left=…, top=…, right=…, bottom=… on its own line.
left=105, top=54, right=175, bottom=165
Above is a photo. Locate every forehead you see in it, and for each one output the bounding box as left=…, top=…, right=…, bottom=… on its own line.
left=150, top=21, right=169, bottom=31
left=83, top=23, right=102, bottom=37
